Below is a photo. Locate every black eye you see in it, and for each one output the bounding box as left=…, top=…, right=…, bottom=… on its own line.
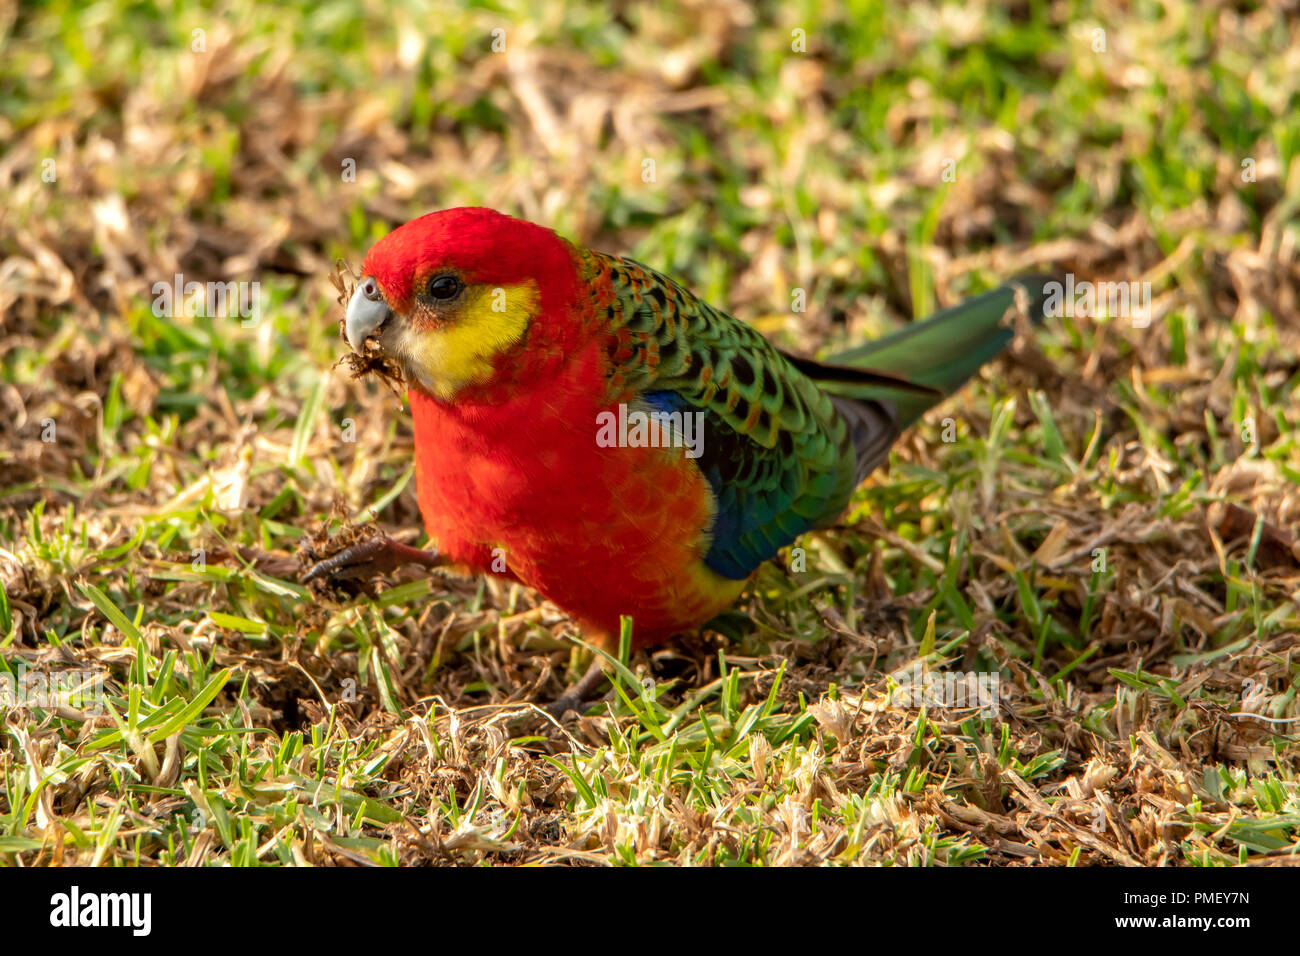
left=427, top=274, right=463, bottom=300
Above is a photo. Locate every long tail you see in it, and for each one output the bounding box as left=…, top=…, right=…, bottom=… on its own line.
left=779, top=276, right=1053, bottom=483
left=811, top=275, right=1055, bottom=430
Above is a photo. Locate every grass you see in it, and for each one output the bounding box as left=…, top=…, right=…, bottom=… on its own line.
left=1, top=0, right=1298, bottom=866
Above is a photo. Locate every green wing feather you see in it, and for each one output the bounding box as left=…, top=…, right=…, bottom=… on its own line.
left=582, top=251, right=881, bottom=578
left=582, top=247, right=1050, bottom=580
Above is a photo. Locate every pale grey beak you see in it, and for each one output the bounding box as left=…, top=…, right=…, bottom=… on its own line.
left=345, top=277, right=392, bottom=351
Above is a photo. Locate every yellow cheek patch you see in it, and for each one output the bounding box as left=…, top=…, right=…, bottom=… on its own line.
left=404, top=281, right=539, bottom=400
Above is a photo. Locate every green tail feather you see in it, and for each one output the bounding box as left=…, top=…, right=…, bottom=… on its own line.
left=822, top=276, right=1055, bottom=428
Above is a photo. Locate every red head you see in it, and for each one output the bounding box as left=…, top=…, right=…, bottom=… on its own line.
left=345, top=207, right=588, bottom=403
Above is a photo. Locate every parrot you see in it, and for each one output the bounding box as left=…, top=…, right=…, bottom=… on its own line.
left=304, top=206, right=1050, bottom=706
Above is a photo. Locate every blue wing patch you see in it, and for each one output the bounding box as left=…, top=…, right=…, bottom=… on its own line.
left=643, top=389, right=829, bottom=581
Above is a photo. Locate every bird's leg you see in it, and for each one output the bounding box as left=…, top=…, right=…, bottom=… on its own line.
left=545, top=656, right=612, bottom=719
left=301, top=535, right=441, bottom=588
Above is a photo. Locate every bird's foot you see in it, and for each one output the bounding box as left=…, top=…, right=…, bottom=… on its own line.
left=544, top=656, right=612, bottom=720
left=300, top=534, right=441, bottom=594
